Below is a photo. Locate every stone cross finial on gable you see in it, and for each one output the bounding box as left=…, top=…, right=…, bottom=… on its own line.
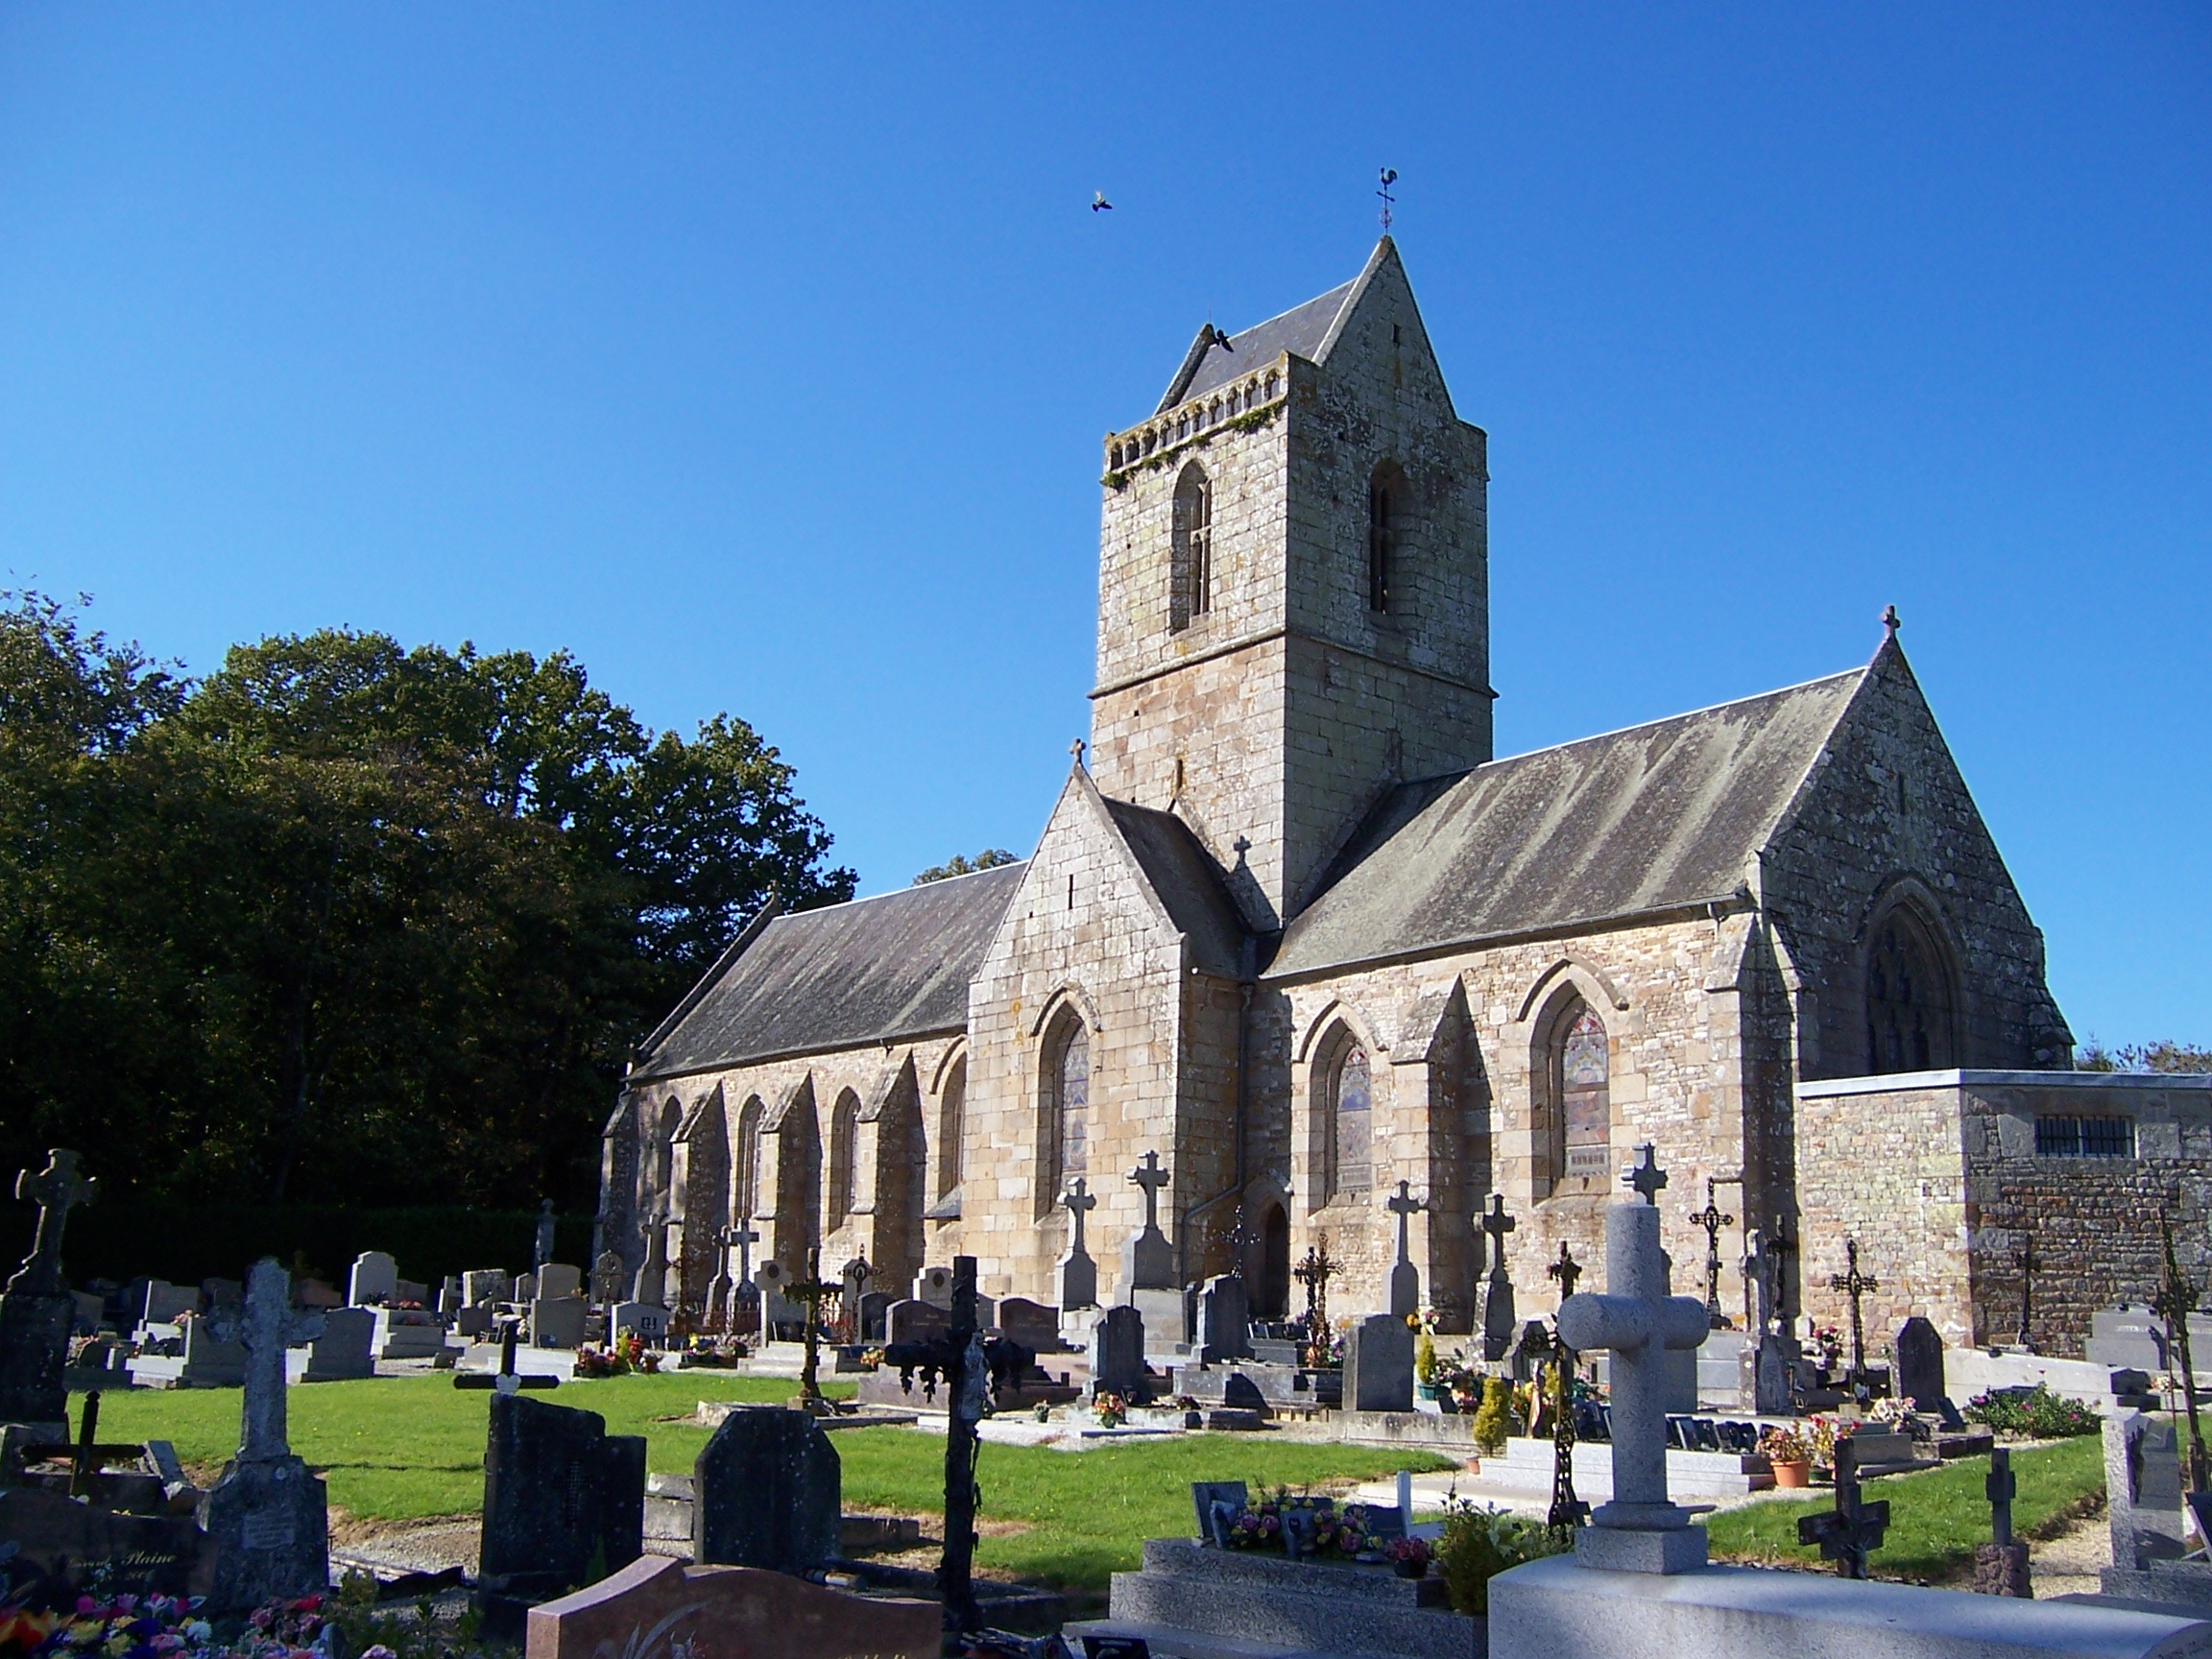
left=1062, top=1177, right=1097, bottom=1253
left=10, top=1149, right=97, bottom=1296
left=1128, top=1152, right=1170, bottom=1233
left=208, top=1259, right=324, bottom=1462
left=1386, top=1181, right=1426, bottom=1267
left=1623, top=1144, right=1667, bottom=1206
left=1882, top=603, right=1901, bottom=639
left=1070, top=737, right=1087, bottom=770
left=1556, top=1188, right=1712, bottom=1573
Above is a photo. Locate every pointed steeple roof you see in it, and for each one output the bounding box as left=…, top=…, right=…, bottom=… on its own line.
left=1156, top=238, right=1401, bottom=414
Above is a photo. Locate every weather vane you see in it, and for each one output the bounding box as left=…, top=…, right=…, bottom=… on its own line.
left=1378, top=167, right=1398, bottom=232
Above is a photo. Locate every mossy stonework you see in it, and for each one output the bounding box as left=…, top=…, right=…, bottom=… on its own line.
left=597, top=238, right=2165, bottom=1354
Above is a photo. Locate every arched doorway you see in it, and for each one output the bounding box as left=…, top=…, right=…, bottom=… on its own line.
left=1259, top=1202, right=1290, bottom=1318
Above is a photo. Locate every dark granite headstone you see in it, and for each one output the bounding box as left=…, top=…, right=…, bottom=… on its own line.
left=885, top=1298, right=949, bottom=1348
left=998, top=1297, right=1060, bottom=1352
left=1223, top=1372, right=1267, bottom=1413
left=0, top=1486, right=211, bottom=1598
left=1895, top=1316, right=1944, bottom=1409
left=1343, top=1313, right=1414, bottom=1413
left=1090, top=1305, right=1146, bottom=1401
left=1197, top=1275, right=1252, bottom=1364
left=1190, top=1479, right=1247, bottom=1545
left=480, top=1392, right=647, bottom=1599
left=692, top=1407, right=840, bottom=1574
left=857, top=1291, right=893, bottom=1342
left=202, top=1456, right=327, bottom=1611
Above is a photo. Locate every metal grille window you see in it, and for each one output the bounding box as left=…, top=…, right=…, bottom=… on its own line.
left=2034, top=1115, right=2135, bottom=1158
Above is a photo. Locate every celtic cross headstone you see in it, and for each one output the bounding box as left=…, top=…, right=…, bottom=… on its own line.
left=0, top=1148, right=97, bottom=1430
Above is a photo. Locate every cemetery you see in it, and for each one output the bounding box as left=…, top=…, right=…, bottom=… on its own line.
left=12, top=1142, right=2212, bottom=1659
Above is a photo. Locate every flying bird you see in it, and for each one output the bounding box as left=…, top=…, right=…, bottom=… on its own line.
left=1092, top=191, right=1113, bottom=211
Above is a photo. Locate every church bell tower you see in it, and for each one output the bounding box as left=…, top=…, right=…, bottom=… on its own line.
left=1088, top=238, right=1494, bottom=932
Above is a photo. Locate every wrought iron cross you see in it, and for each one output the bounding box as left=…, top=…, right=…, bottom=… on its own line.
left=1623, top=1143, right=1667, bottom=1206
left=1690, top=1181, right=1736, bottom=1329
left=785, top=1246, right=843, bottom=1414
left=1386, top=1180, right=1426, bottom=1268
left=1544, top=1238, right=1587, bottom=1528
left=9, top=1149, right=97, bottom=1295
left=1292, top=1233, right=1337, bottom=1367
left=2154, top=1213, right=2210, bottom=1492
left=1547, top=1239, right=1582, bottom=1304
left=1829, top=1238, right=1881, bottom=1390
left=1797, top=1433, right=1889, bottom=1578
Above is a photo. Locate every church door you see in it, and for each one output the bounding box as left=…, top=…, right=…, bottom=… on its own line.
left=1259, top=1202, right=1290, bottom=1317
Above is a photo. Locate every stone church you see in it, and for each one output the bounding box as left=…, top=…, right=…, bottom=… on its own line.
left=599, top=238, right=2203, bottom=1355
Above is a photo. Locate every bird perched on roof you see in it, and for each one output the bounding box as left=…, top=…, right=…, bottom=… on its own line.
left=1092, top=191, right=1113, bottom=211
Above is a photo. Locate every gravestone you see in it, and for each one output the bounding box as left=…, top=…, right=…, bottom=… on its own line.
left=1342, top=1313, right=1414, bottom=1412
left=202, top=1258, right=329, bottom=1611
left=1894, top=1316, right=1944, bottom=1410
left=2107, top=1409, right=2191, bottom=1572
left=1555, top=1182, right=1712, bottom=1574
left=611, top=1302, right=668, bottom=1342
left=1197, top=1274, right=1252, bottom=1364
left=857, top=1290, right=892, bottom=1342
left=1191, top=1479, right=1248, bottom=1547
left=465, top=1269, right=513, bottom=1306
left=590, top=1253, right=627, bottom=1309
left=525, top=1553, right=940, bottom=1659
left=1122, top=1152, right=1176, bottom=1290
left=886, top=1298, right=949, bottom=1348
left=395, top=1278, right=429, bottom=1307
left=139, top=1280, right=202, bottom=1325
left=0, top=1148, right=97, bottom=1434
left=349, top=1250, right=398, bottom=1307
left=1060, top=1178, right=1099, bottom=1310
left=516, top=1271, right=540, bottom=1303
left=913, top=1264, right=954, bottom=1309
left=998, top=1297, right=1060, bottom=1354
left=538, top=1263, right=583, bottom=1300
left=1090, top=1305, right=1147, bottom=1401
left=480, top=1391, right=646, bottom=1600
left=692, top=1407, right=840, bottom=1573
left=531, top=1295, right=588, bottom=1349
left=1386, top=1182, right=1426, bottom=1319
left=287, top=1305, right=375, bottom=1382
left=1481, top=1193, right=1519, bottom=1363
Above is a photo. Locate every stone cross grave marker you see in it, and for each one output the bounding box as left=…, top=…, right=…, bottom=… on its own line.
left=0, top=1148, right=97, bottom=1430
left=1481, top=1192, right=1518, bottom=1361
left=1386, top=1180, right=1426, bottom=1318
left=1689, top=1180, right=1734, bottom=1329
left=1974, top=1445, right=2032, bottom=1597
left=208, top=1259, right=323, bottom=1462
left=534, top=1199, right=557, bottom=1271
left=1829, top=1238, right=1881, bottom=1393
left=1797, top=1432, right=1889, bottom=1579
left=1059, top=1178, right=1099, bottom=1310
left=590, top=1251, right=626, bottom=1309
left=201, top=1257, right=329, bottom=1610
left=1623, top=1142, right=1667, bottom=1204
left=1292, top=1233, right=1336, bottom=1368
left=1545, top=1241, right=1588, bottom=1528
left=633, top=1207, right=671, bottom=1307
left=1124, top=1151, right=1174, bottom=1290
left=1556, top=1177, right=1711, bottom=1574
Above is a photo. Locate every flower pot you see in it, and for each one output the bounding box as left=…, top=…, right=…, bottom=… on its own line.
left=1771, top=1458, right=1811, bottom=1489
left=1415, top=1382, right=1439, bottom=1401
left=1394, top=1558, right=1428, bottom=1579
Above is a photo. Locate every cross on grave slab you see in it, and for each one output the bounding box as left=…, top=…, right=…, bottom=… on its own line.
left=723, top=1223, right=760, bottom=1289
left=1623, top=1143, right=1667, bottom=1206
left=207, top=1259, right=324, bottom=1462
left=1690, top=1182, right=1735, bottom=1329
left=1129, top=1152, right=1170, bottom=1234
left=1123, top=1151, right=1175, bottom=1292
left=1556, top=1173, right=1711, bottom=1574
left=1829, top=1238, right=1881, bottom=1391
left=1059, top=1179, right=1099, bottom=1311
left=9, top=1149, right=97, bottom=1296
left=1063, top=1178, right=1096, bottom=1254
left=1481, top=1193, right=1519, bottom=1362
left=1543, top=1241, right=1589, bottom=1529
left=1797, top=1433, right=1889, bottom=1578
left=454, top=1314, right=560, bottom=1392
left=786, top=1247, right=843, bottom=1414
left=839, top=1257, right=875, bottom=1344
left=1387, top=1180, right=1426, bottom=1318
left=1293, top=1234, right=1337, bottom=1368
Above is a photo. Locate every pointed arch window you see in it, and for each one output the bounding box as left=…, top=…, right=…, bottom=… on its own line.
left=1041, top=1008, right=1093, bottom=1208
left=1328, top=1039, right=1373, bottom=1200
left=937, top=1056, right=967, bottom=1200
left=1866, top=907, right=1955, bottom=1073
left=1366, top=462, right=1405, bottom=613
left=734, top=1097, right=764, bottom=1221
left=1171, top=463, right=1214, bottom=633
left=828, top=1090, right=860, bottom=1228
left=1553, top=1000, right=1612, bottom=1180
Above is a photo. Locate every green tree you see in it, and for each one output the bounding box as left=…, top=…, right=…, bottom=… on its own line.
left=913, top=848, right=1020, bottom=884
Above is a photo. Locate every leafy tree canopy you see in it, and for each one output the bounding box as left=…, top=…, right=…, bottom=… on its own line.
left=0, top=595, right=854, bottom=1210
left=2076, top=1039, right=2212, bottom=1073
left=913, top=849, right=1020, bottom=884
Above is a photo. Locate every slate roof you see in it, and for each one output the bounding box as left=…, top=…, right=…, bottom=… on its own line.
left=1162, top=279, right=1358, bottom=412
left=1269, top=667, right=1868, bottom=979
left=632, top=861, right=1026, bottom=1077
left=1100, top=797, right=1251, bottom=978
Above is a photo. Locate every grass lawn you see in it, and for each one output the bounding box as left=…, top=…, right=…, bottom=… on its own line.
left=94, top=1376, right=1457, bottom=1594
left=1705, top=1435, right=2105, bottom=1583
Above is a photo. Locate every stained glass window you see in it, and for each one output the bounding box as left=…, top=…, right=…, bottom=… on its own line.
left=1333, top=1042, right=1372, bottom=1198
left=1866, top=910, right=1953, bottom=1073
left=1057, top=1022, right=1091, bottom=1182
left=1560, top=1004, right=1610, bottom=1178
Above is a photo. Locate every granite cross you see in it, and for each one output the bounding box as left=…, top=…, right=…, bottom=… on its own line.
left=1829, top=1238, right=1880, bottom=1392
left=1128, top=1151, right=1171, bottom=1235
left=1292, top=1234, right=1337, bottom=1368
left=1689, top=1181, right=1735, bottom=1329
left=786, top=1246, right=842, bottom=1415
left=1623, top=1143, right=1667, bottom=1206
left=634, top=1205, right=672, bottom=1304
left=1987, top=1445, right=2016, bottom=1547
left=1480, top=1192, right=1517, bottom=1271
left=2154, top=1213, right=2210, bottom=1491
left=1797, top=1432, right=1889, bottom=1578
left=1061, top=1178, right=1096, bottom=1255
left=1556, top=1179, right=1710, bottom=1552
left=207, top=1258, right=324, bottom=1462
left=8, top=1149, right=97, bottom=1295
left=1387, top=1180, right=1426, bottom=1266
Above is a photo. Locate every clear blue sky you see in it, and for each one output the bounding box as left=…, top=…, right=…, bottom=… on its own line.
left=1, top=6, right=2204, bottom=1050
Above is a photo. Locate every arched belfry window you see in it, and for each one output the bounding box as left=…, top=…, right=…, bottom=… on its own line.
left=1367, top=462, right=1406, bottom=613
left=1171, top=463, right=1214, bottom=633
left=1326, top=1036, right=1373, bottom=1201
left=1552, top=999, right=1612, bottom=1181
left=1866, top=906, right=1956, bottom=1073
left=1041, top=1008, right=1092, bottom=1207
